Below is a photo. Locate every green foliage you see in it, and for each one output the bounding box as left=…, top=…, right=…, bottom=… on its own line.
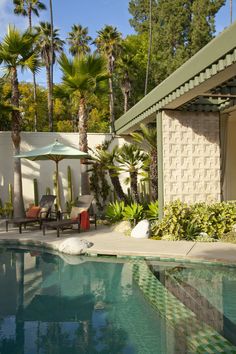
left=105, top=201, right=125, bottom=223
left=88, top=143, right=112, bottom=213
left=8, top=184, right=13, bottom=204
left=65, top=197, right=79, bottom=214
left=4, top=202, right=14, bottom=218
left=128, top=0, right=225, bottom=90
left=151, top=200, right=236, bottom=241
left=122, top=203, right=144, bottom=226
left=221, top=232, right=236, bottom=244
left=89, top=162, right=111, bottom=214
left=145, top=201, right=158, bottom=220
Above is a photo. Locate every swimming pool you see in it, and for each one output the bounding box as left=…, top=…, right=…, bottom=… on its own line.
left=0, top=248, right=236, bottom=353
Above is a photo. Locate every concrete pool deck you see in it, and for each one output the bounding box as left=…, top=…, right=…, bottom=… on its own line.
left=0, top=224, right=236, bottom=263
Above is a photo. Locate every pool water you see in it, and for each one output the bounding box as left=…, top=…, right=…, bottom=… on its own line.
left=0, top=249, right=236, bottom=353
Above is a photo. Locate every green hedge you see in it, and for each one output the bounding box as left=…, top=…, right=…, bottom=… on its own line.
left=151, top=200, right=236, bottom=241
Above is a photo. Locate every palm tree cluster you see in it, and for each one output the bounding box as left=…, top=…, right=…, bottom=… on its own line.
left=89, top=124, right=157, bottom=206
left=0, top=0, right=157, bottom=216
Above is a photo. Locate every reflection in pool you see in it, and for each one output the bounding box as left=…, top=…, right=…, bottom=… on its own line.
left=0, top=249, right=173, bottom=354
left=0, top=249, right=236, bottom=353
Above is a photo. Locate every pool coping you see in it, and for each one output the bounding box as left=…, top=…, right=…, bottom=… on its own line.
left=1, top=227, right=236, bottom=267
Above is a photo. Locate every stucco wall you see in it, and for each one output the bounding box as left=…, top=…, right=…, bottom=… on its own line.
left=0, top=132, right=127, bottom=209
left=162, top=110, right=221, bottom=203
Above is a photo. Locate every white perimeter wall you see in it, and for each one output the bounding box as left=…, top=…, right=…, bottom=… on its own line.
left=0, top=132, right=127, bottom=209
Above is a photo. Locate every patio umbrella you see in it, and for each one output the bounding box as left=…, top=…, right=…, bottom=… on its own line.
left=15, top=140, right=90, bottom=209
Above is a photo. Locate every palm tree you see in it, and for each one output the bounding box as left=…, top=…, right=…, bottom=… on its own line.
left=35, top=22, right=64, bottom=131
left=0, top=26, right=39, bottom=217
left=58, top=53, right=108, bottom=194
left=102, top=146, right=128, bottom=202
left=131, top=124, right=158, bottom=200
left=89, top=144, right=127, bottom=202
left=94, top=25, right=122, bottom=133
left=13, top=0, right=46, bottom=131
left=68, top=24, right=92, bottom=58
left=117, top=46, right=133, bottom=113
left=13, top=0, right=46, bottom=28
left=117, top=144, right=147, bottom=203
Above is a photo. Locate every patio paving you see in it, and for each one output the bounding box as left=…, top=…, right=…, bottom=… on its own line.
left=0, top=224, right=236, bottom=263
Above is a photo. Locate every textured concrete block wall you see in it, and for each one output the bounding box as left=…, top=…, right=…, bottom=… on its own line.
left=162, top=110, right=221, bottom=203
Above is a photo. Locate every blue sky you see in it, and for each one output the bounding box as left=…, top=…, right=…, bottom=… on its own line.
left=0, top=0, right=234, bottom=85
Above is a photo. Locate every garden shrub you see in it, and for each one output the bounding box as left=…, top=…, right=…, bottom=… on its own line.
left=151, top=200, right=236, bottom=241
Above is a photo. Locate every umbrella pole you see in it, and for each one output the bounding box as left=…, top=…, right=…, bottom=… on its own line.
left=55, top=160, right=61, bottom=211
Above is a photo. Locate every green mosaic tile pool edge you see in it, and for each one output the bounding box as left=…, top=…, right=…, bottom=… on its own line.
left=129, top=259, right=236, bottom=354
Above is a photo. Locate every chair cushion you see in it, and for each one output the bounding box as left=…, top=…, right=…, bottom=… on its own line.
left=70, top=207, right=86, bottom=221
left=26, top=206, right=41, bottom=218
left=40, top=207, right=49, bottom=218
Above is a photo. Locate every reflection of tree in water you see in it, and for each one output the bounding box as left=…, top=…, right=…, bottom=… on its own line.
left=0, top=337, right=18, bottom=354
left=73, top=316, right=128, bottom=354
left=37, top=323, right=73, bottom=354
left=95, top=319, right=128, bottom=354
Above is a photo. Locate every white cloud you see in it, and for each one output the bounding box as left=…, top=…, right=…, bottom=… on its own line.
left=0, top=0, right=28, bottom=38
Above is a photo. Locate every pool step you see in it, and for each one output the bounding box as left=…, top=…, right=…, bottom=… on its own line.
left=165, top=271, right=236, bottom=347
left=130, top=260, right=236, bottom=353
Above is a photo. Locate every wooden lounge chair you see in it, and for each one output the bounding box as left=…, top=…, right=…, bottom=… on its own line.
left=42, top=195, right=97, bottom=237
left=6, top=195, right=57, bottom=233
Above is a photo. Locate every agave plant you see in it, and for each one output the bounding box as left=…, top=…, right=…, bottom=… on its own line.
left=106, top=201, right=125, bottom=223
left=122, top=203, right=144, bottom=226
left=145, top=201, right=159, bottom=220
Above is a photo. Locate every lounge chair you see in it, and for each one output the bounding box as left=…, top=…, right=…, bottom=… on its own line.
left=42, top=194, right=97, bottom=237
left=6, top=195, right=57, bottom=233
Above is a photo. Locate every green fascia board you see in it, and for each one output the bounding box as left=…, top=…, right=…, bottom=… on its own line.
left=115, top=21, right=236, bottom=133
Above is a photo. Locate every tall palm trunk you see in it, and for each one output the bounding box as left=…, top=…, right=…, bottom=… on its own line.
left=121, top=72, right=131, bottom=113
left=46, top=64, right=52, bottom=130
left=78, top=98, right=90, bottom=195
left=150, top=149, right=158, bottom=200
left=144, top=0, right=152, bottom=96
left=49, top=0, right=54, bottom=131
left=108, top=54, right=115, bottom=133
left=48, top=66, right=53, bottom=131
left=124, top=89, right=129, bottom=113
left=130, top=171, right=139, bottom=203
left=28, top=7, right=38, bottom=132
left=230, top=0, right=233, bottom=24
left=11, top=67, right=25, bottom=218
left=32, top=75, right=38, bottom=131
left=108, top=169, right=127, bottom=202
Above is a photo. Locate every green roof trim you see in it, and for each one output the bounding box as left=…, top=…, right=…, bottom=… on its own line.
left=115, top=22, right=236, bottom=133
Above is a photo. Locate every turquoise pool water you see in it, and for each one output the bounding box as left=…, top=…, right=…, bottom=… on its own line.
left=0, top=249, right=236, bottom=353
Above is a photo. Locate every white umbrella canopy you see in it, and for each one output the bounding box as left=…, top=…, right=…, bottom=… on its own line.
left=15, top=140, right=90, bottom=209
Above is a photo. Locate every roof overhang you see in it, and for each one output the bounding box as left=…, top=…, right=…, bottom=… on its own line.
left=115, top=21, right=236, bottom=133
